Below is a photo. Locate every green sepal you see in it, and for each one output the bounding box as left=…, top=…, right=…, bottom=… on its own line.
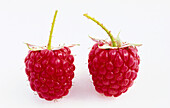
left=116, top=31, right=122, bottom=47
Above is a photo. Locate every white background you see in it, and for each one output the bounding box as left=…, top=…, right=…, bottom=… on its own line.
left=0, top=0, right=170, bottom=108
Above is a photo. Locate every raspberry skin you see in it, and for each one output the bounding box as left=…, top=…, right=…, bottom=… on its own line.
left=88, top=42, right=140, bottom=97
left=25, top=47, right=75, bottom=101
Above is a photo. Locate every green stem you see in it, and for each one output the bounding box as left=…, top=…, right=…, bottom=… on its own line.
left=47, top=10, right=58, bottom=50
left=83, top=13, right=117, bottom=47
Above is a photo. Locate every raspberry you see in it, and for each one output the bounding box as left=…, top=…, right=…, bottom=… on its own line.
left=24, top=10, right=75, bottom=101
left=84, top=13, right=141, bottom=97
left=25, top=48, right=75, bottom=101
left=88, top=43, right=140, bottom=97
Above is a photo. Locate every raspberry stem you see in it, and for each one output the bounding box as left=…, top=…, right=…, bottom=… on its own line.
left=83, top=13, right=117, bottom=47
left=47, top=10, right=58, bottom=50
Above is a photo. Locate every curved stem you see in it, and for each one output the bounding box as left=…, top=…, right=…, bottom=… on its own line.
left=83, top=13, right=117, bottom=47
left=47, top=10, right=58, bottom=50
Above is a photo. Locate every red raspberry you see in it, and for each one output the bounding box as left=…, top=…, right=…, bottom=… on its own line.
left=25, top=47, right=75, bottom=101
left=24, top=10, right=75, bottom=101
left=88, top=43, right=140, bottom=97
left=84, top=13, right=141, bottom=97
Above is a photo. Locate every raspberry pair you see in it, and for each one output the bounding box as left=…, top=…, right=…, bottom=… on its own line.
left=24, top=10, right=141, bottom=101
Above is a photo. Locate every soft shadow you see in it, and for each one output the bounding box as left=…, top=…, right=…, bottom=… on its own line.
left=67, top=70, right=98, bottom=100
